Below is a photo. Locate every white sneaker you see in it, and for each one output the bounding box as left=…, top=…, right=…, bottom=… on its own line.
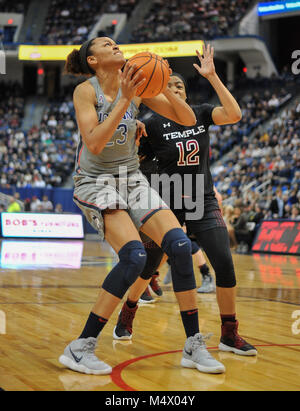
left=197, top=275, right=216, bottom=293
left=181, top=333, right=225, bottom=374
left=59, top=337, right=112, bottom=375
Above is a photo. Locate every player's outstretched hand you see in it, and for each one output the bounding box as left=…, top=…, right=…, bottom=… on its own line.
left=193, top=44, right=216, bottom=79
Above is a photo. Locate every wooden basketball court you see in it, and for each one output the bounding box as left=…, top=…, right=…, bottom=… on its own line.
left=0, top=238, right=299, bottom=391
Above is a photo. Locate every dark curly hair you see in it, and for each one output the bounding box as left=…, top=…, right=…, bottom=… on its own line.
left=64, top=38, right=96, bottom=76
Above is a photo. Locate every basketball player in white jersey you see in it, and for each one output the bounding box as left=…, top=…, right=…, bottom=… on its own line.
left=59, top=37, right=226, bottom=375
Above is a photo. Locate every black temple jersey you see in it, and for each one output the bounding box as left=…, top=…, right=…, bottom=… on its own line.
left=139, top=104, right=219, bottom=212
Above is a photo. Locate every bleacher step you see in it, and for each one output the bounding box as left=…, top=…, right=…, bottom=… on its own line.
left=18, top=0, right=51, bottom=43
left=22, top=96, right=48, bottom=131
left=116, top=0, right=154, bottom=43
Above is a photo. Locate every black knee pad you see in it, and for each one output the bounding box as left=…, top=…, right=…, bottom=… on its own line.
left=140, top=241, right=164, bottom=280
left=161, top=228, right=196, bottom=292
left=102, top=241, right=147, bottom=298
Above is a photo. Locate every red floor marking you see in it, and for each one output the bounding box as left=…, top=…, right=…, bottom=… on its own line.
left=111, top=349, right=181, bottom=391
left=111, top=343, right=300, bottom=391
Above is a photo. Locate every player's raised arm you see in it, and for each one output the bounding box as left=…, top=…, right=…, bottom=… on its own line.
left=128, top=53, right=196, bottom=126
left=74, top=63, right=145, bottom=155
left=194, top=44, right=242, bottom=125
left=141, top=87, right=196, bottom=127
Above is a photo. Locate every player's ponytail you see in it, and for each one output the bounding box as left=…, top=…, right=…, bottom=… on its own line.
left=64, top=38, right=96, bottom=76
left=64, top=49, right=84, bottom=75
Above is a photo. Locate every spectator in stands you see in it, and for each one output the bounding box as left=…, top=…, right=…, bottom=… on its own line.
left=32, top=173, right=47, bottom=188
left=24, top=198, right=31, bottom=212
left=231, top=204, right=252, bottom=252
left=269, top=188, right=285, bottom=218
left=0, top=173, right=8, bottom=187
left=268, top=94, right=280, bottom=111
left=55, top=203, right=63, bottom=213
left=250, top=204, right=264, bottom=225
left=30, top=196, right=41, bottom=212
left=6, top=194, right=21, bottom=213
left=47, top=115, right=58, bottom=128
left=290, top=205, right=300, bottom=220
left=40, top=195, right=54, bottom=212
left=287, top=187, right=299, bottom=207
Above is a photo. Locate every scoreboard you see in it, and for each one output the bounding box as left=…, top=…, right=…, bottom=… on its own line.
left=252, top=220, right=300, bottom=255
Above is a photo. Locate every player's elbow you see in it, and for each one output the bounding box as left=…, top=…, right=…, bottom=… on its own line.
left=86, top=141, right=103, bottom=156
left=88, top=146, right=100, bottom=155
left=190, top=111, right=197, bottom=126
left=231, top=109, right=242, bottom=123
left=190, top=117, right=197, bottom=127
left=83, top=130, right=105, bottom=155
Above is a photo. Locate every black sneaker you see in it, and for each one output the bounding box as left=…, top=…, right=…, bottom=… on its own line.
left=219, top=321, right=257, bottom=356
left=138, top=287, right=155, bottom=304
left=113, top=302, right=138, bottom=340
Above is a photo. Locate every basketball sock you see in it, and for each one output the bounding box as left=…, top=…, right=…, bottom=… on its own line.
left=199, top=263, right=210, bottom=278
left=221, top=314, right=236, bottom=325
left=79, top=312, right=108, bottom=339
left=180, top=309, right=199, bottom=338
left=126, top=299, right=138, bottom=309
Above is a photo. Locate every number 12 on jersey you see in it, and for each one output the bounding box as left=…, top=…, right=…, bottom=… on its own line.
left=176, top=140, right=200, bottom=166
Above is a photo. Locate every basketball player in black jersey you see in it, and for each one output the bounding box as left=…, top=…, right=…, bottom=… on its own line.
left=114, top=45, right=257, bottom=357
left=138, top=152, right=218, bottom=302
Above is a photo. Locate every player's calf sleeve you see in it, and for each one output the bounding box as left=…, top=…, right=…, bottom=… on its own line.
left=161, top=228, right=196, bottom=292
left=102, top=241, right=147, bottom=299
left=214, top=256, right=236, bottom=288
left=207, top=232, right=236, bottom=288
left=194, top=227, right=236, bottom=288
left=140, top=240, right=164, bottom=280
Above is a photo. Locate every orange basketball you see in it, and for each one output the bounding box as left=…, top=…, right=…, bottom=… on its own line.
left=128, top=52, right=170, bottom=98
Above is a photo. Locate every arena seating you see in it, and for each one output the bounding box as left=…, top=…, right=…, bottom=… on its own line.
left=209, top=74, right=299, bottom=164
left=213, top=92, right=300, bottom=251
left=1, top=0, right=253, bottom=46
left=0, top=0, right=29, bottom=13
left=39, top=0, right=138, bottom=45
left=0, top=82, right=77, bottom=189
left=130, top=0, right=253, bottom=43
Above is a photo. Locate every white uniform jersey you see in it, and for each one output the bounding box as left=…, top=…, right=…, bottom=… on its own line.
left=75, top=76, right=139, bottom=177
